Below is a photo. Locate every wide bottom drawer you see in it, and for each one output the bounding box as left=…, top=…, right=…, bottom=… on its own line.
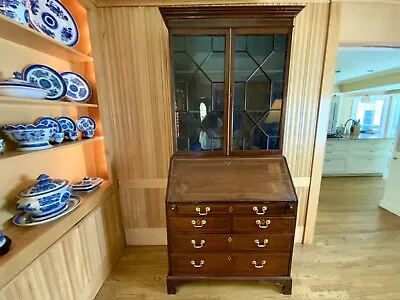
left=170, top=253, right=290, bottom=276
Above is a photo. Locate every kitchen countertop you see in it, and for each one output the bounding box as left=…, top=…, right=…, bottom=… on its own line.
left=327, top=134, right=394, bottom=141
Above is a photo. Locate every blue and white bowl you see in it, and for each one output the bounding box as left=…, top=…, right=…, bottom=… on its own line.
left=16, top=174, right=72, bottom=221
left=0, top=0, right=30, bottom=26
left=0, top=139, right=4, bottom=154
left=2, top=124, right=54, bottom=151
left=82, top=129, right=94, bottom=139
left=50, top=132, right=64, bottom=144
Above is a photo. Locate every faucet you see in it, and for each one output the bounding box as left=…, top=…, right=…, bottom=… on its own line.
left=344, top=119, right=358, bottom=135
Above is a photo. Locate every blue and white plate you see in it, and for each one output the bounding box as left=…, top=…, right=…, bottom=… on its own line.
left=76, top=116, right=96, bottom=131
left=0, top=0, right=30, bottom=25
left=27, top=0, right=79, bottom=47
left=37, top=116, right=62, bottom=133
left=57, top=116, right=76, bottom=132
left=13, top=196, right=81, bottom=226
left=22, top=64, right=67, bottom=100
left=61, top=72, right=92, bottom=103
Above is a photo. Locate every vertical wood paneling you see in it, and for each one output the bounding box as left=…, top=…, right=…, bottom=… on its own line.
left=0, top=192, right=124, bottom=300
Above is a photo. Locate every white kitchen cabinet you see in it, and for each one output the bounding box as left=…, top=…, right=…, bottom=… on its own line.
left=323, top=139, right=394, bottom=176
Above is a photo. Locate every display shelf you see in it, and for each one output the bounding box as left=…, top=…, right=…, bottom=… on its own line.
left=0, top=137, right=104, bottom=163
left=0, top=96, right=98, bottom=107
left=0, top=14, right=93, bottom=63
left=0, top=181, right=115, bottom=289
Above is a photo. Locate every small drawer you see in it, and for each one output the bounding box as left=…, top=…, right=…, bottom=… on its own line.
left=231, top=203, right=286, bottom=215
left=168, top=217, right=231, bottom=232
left=232, top=234, right=293, bottom=251
left=167, top=204, right=231, bottom=216
left=169, top=234, right=230, bottom=252
left=232, top=253, right=290, bottom=276
left=170, top=253, right=232, bottom=275
left=233, top=217, right=294, bottom=233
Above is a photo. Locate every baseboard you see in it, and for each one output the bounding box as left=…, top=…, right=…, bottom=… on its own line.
left=125, top=226, right=304, bottom=245
left=125, top=228, right=167, bottom=245
left=379, top=198, right=400, bottom=217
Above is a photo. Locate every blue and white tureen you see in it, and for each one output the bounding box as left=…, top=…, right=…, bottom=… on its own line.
left=16, top=174, right=72, bottom=221
left=0, top=72, right=48, bottom=99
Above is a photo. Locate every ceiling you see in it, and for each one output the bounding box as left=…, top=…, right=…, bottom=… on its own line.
left=335, top=47, right=400, bottom=84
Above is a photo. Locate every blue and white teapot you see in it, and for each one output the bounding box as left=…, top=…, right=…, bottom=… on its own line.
left=16, top=174, right=72, bottom=221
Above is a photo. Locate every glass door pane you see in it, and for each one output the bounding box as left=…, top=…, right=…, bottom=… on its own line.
left=232, top=34, right=288, bottom=151
left=172, top=35, right=226, bottom=152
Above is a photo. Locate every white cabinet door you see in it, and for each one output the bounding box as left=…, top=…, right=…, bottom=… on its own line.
left=323, top=158, right=347, bottom=174
left=347, top=157, right=389, bottom=174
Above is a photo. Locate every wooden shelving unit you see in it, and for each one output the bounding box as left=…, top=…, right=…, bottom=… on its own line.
left=0, top=96, right=98, bottom=107
left=0, top=14, right=92, bottom=63
left=0, top=137, right=104, bottom=162
left=0, top=181, right=115, bottom=289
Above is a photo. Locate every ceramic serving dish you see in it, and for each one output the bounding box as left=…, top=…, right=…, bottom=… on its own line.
left=28, top=0, right=79, bottom=47
left=0, top=0, right=30, bottom=25
left=14, top=195, right=81, bottom=226
left=0, top=139, right=4, bottom=154
left=72, top=177, right=103, bottom=192
left=57, top=116, right=78, bottom=141
left=0, top=230, right=12, bottom=255
left=0, top=72, right=48, bottom=99
left=2, top=123, right=55, bottom=151
left=61, top=72, right=92, bottom=102
left=16, top=174, right=72, bottom=221
left=37, top=116, right=63, bottom=144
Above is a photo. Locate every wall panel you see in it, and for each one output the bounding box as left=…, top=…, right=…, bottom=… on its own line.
left=98, top=4, right=329, bottom=244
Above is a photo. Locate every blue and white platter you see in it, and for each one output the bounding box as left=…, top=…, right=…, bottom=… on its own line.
left=28, top=0, right=79, bottom=47
left=22, top=64, right=67, bottom=100
left=13, top=195, right=81, bottom=226
left=61, top=72, right=92, bottom=103
left=37, top=116, right=62, bottom=133
left=72, top=177, right=103, bottom=192
left=57, top=116, right=76, bottom=132
left=0, top=0, right=30, bottom=25
left=76, top=116, right=96, bottom=131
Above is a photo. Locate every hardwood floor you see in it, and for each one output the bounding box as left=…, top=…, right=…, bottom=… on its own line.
left=95, top=177, right=400, bottom=300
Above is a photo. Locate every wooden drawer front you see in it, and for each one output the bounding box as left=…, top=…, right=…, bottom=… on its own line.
left=171, top=253, right=231, bottom=275
left=169, top=234, right=229, bottom=252
left=168, top=217, right=231, bottom=232
left=168, top=204, right=231, bottom=216
left=233, top=217, right=294, bottom=233
left=167, top=203, right=287, bottom=216
left=232, top=234, right=293, bottom=251
left=232, top=253, right=289, bottom=276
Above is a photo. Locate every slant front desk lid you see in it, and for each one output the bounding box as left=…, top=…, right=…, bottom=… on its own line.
left=167, top=156, right=297, bottom=203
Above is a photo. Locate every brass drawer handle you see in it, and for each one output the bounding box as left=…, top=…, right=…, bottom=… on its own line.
left=196, top=207, right=210, bottom=216
left=191, top=260, right=205, bottom=268
left=252, top=260, right=266, bottom=269
left=256, top=219, right=271, bottom=229
left=253, top=206, right=267, bottom=215
left=191, top=239, right=205, bottom=249
left=254, top=239, right=269, bottom=248
left=191, top=219, right=206, bottom=228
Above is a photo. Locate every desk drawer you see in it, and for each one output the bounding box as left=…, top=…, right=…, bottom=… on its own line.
left=232, top=253, right=289, bottom=276
left=167, top=203, right=286, bottom=216
left=169, top=234, right=229, bottom=252
left=170, top=253, right=231, bottom=275
left=233, top=217, right=294, bottom=233
left=168, top=217, right=230, bottom=232
left=232, top=234, right=293, bottom=251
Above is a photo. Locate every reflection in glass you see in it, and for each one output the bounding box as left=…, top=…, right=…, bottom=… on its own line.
left=172, top=35, right=225, bottom=151
left=232, top=34, right=287, bottom=150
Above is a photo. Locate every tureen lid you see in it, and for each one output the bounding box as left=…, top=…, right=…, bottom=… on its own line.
left=18, top=174, right=69, bottom=198
left=0, top=72, right=45, bottom=89
left=72, top=177, right=103, bottom=188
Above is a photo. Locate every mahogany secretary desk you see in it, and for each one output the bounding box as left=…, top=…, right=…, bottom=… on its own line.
left=161, top=6, right=304, bottom=295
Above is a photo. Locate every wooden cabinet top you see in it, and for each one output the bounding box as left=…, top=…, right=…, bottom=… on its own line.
left=166, top=156, right=297, bottom=203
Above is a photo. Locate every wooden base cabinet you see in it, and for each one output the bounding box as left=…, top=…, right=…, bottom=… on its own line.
left=166, top=156, right=297, bottom=295
left=0, top=194, right=124, bottom=300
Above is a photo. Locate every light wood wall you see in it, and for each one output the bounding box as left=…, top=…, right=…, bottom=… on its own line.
left=97, top=3, right=330, bottom=244
left=0, top=191, right=124, bottom=300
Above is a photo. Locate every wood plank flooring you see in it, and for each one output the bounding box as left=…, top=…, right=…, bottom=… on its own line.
left=95, top=177, right=400, bottom=300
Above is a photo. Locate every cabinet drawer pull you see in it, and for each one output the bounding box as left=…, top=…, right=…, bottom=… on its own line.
left=253, top=206, right=267, bottom=215
left=256, top=219, right=271, bottom=229
left=191, top=260, right=205, bottom=268
left=196, top=207, right=210, bottom=216
left=191, top=219, right=206, bottom=228
left=252, top=260, right=266, bottom=269
left=254, top=239, right=269, bottom=248
left=191, top=239, right=205, bottom=249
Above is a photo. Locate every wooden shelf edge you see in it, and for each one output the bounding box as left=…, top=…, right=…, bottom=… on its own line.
left=0, top=137, right=104, bottom=163
left=0, top=180, right=116, bottom=289
left=0, top=14, right=93, bottom=63
left=0, top=96, right=98, bottom=107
